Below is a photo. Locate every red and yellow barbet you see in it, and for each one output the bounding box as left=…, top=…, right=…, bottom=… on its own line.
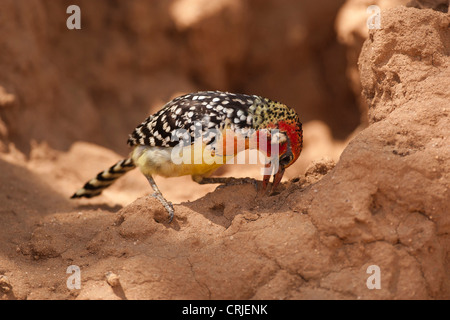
left=72, top=91, right=303, bottom=222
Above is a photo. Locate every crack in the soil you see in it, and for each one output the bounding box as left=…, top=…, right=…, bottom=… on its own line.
left=186, top=257, right=212, bottom=299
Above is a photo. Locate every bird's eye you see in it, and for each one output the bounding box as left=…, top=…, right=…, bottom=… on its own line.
left=279, top=153, right=293, bottom=166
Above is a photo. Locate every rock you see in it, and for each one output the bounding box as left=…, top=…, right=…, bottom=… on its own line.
left=105, top=272, right=120, bottom=287
left=0, top=275, right=12, bottom=293
left=406, top=0, right=449, bottom=12
left=304, top=158, right=336, bottom=184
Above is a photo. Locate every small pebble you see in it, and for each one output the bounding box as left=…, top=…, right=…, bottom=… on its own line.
left=0, top=275, right=12, bottom=293
left=105, top=272, right=120, bottom=287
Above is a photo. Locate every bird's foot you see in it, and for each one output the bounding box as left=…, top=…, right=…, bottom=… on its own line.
left=151, top=192, right=174, bottom=222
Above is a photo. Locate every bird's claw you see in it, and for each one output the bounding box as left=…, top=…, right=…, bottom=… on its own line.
left=151, top=192, right=174, bottom=222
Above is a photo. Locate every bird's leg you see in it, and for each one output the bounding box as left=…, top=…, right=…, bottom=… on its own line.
left=261, top=162, right=272, bottom=194
left=193, top=176, right=258, bottom=190
left=146, top=175, right=174, bottom=222
left=270, top=167, right=285, bottom=193
left=261, top=162, right=285, bottom=195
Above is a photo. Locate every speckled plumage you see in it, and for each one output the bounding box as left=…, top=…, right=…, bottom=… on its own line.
left=72, top=90, right=303, bottom=222
left=127, top=90, right=300, bottom=149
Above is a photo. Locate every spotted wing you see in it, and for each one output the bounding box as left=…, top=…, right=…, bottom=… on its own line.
left=127, top=91, right=263, bottom=148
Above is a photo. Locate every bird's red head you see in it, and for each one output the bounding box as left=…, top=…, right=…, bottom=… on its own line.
left=259, top=106, right=303, bottom=192
left=276, top=119, right=303, bottom=169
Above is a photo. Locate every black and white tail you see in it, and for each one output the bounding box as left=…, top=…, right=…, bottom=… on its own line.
left=71, top=158, right=136, bottom=199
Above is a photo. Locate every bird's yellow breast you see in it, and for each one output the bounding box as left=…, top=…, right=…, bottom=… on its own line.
left=130, top=127, right=264, bottom=179
left=131, top=142, right=232, bottom=178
